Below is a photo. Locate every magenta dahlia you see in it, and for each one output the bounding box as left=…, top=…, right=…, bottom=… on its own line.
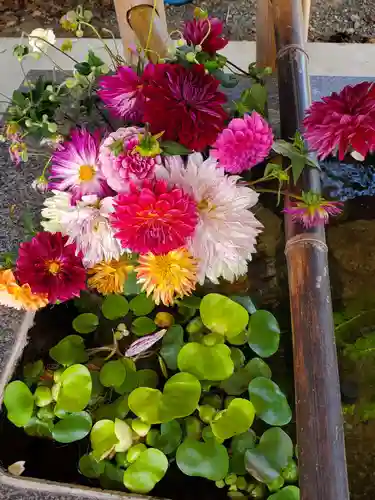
left=16, top=232, right=86, bottom=303
left=49, top=129, right=112, bottom=202
left=211, top=112, right=273, bottom=173
left=98, top=66, right=144, bottom=121
left=99, top=127, right=161, bottom=193
left=183, top=17, right=228, bottom=55
left=142, top=63, right=228, bottom=151
left=283, top=192, right=343, bottom=229
left=303, top=82, right=375, bottom=160
left=111, top=179, right=198, bottom=254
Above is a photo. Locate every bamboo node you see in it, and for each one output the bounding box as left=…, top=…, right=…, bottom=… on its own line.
left=284, top=233, right=327, bottom=254
left=277, top=44, right=309, bottom=62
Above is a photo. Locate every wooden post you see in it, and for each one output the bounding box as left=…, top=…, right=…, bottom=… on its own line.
left=302, top=0, right=311, bottom=41
left=113, top=0, right=170, bottom=62
left=271, top=0, right=350, bottom=499
left=256, top=0, right=277, bottom=70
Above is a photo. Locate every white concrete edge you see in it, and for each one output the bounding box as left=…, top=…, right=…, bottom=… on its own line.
left=1, top=38, right=375, bottom=113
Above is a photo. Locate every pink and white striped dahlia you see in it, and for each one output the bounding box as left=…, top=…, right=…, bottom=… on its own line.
left=157, top=154, right=263, bottom=284
left=98, top=66, right=144, bottom=121
left=49, top=129, right=112, bottom=202
left=99, top=127, right=162, bottom=193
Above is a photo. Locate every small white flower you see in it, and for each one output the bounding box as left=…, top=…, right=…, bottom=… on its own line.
left=41, top=190, right=73, bottom=233
left=28, top=28, right=56, bottom=53
left=158, top=154, right=263, bottom=284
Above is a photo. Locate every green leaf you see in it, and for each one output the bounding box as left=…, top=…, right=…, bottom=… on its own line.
left=200, top=294, right=249, bottom=339
left=230, top=347, right=245, bottom=370
left=12, top=90, right=26, bottom=107
left=160, top=141, right=193, bottom=156
left=220, top=358, right=271, bottom=396
left=129, top=293, right=155, bottom=316
left=94, top=396, right=129, bottom=421
left=137, top=369, right=159, bottom=389
left=178, top=343, right=234, bottom=381
left=212, top=69, right=239, bottom=88
left=247, top=310, right=281, bottom=358
left=114, top=418, right=133, bottom=452
left=160, top=325, right=185, bottom=370
left=24, top=416, right=53, bottom=438
left=55, top=364, right=92, bottom=413
left=269, top=486, right=300, bottom=500
left=272, top=140, right=308, bottom=183
left=74, top=61, right=92, bottom=75
left=230, top=295, right=257, bottom=314
left=123, top=448, right=168, bottom=494
left=52, top=411, right=92, bottom=443
left=238, top=84, right=267, bottom=115
left=4, top=381, right=34, bottom=427
left=211, top=398, right=255, bottom=440
left=153, top=420, right=182, bottom=455
left=245, top=428, right=293, bottom=483
left=230, top=430, right=257, bottom=474
left=100, top=462, right=125, bottom=490
left=102, top=294, right=129, bottom=320
left=79, top=453, right=105, bottom=478
left=128, top=372, right=201, bottom=424
left=49, top=335, right=88, bottom=366
left=23, top=360, right=44, bottom=386
left=90, top=419, right=119, bottom=461
left=100, top=360, right=126, bottom=388
left=87, top=49, right=104, bottom=67
left=131, top=316, right=157, bottom=336
left=178, top=295, right=202, bottom=309
left=248, top=377, right=292, bottom=426
left=72, top=313, right=99, bottom=334
left=228, top=330, right=248, bottom=346
left=246, top=357, right=272, bottom=379
left=176, top=438, right=229, bottom=481
left=123, top=271, right=142, bottom=295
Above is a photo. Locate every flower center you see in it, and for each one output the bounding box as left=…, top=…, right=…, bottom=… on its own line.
left=46, top=260, right=61, bottom=275
left=198, top=197, right=216, bottom=213
left=79, top=164, right=95, bottom=182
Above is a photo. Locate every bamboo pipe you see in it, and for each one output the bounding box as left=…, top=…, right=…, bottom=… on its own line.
left=256, top=0, right=277, bottom=70
left=302, top=0, right=311, bottom=41
left=113, top=0, right=170, bottom=62
left=270, top=0, right=350, bottom=499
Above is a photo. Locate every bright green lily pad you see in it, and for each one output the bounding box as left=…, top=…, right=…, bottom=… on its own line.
left=49, top=335, right=88, bottom=366
left=269, top=486, right=300, bottom=499
left=131, top=317, right=157, bottom=336
left=102, top=294, right=129, bottom=320
left=123, top=448, right=168, bottom=494
left=79, top=453, right=105, bottom=478
left=24, top=416, right=53, bottom=438
left=177, top=343, right=234, bottom=381
left=52, top=411, right=92, bottom=443
left=176, top=438, right=229, bottom=481
left=55, top=364, right=92, bottom=413
left=4, top=381, right=34, bottom=427
left=129, top=293, right=155, bottom=316
left=248, top=377, right=292, bottom=426
left=247, top=310, right=281, bottom=358
left=72, top=313, right=99, bottom=334
left=160, top=325, right=185, bottom=370
left=200, top=294, right=249, bottom=338
left=90, top=419, right=119, bottom=461
left=211, top=398, right=255, bottom=440
left=153, top=420, right=183, bottom=455
left=100, top=360, right=126, bottom=388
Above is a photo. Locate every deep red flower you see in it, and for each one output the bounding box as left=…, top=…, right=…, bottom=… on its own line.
left=303, top=82, right=375, bottom=160
left=183, top=17, right=228, bottom=55
left=111, top=179, right=198, bottom=255
left=142, top=63, right=228, bottom=151
left=16, top=232, right=86, bottom=303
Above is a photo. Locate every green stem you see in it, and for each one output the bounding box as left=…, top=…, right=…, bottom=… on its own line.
left=226, top=60, right=251, bottom=77
left=79, top=21, right=118, bottom=67
left=255, top=187, right=303, bottom=200
left=27, top=35, right=80, bottom=64
left=248, top=175, right=274, bottom=186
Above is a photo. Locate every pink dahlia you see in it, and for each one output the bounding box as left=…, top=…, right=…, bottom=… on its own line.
left=142, top=63, right=228, bottom=151
left=49, top=129, right=112, bottom=202
left=303, top=82, right=375, bottom=160
left=98, top=66, right=144, bottom=121
left=284, top=191, right=343, bottom=229
left=183, top=17, right=228, bottom=55
left=211, top=112, right=273, bottom=173
left=16, top=232, right=86, bottom=303
left=111, top=179, right=198, bottom=254
left=99, top=127, right=162, bottom=193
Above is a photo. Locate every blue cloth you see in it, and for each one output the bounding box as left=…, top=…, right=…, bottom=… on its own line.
left=164, top=0, right=191, bottom=4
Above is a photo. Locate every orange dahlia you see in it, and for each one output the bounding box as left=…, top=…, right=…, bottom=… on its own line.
left=0, top=269, right=48, bottom=311
left=87, top=255, right=134, bottom=295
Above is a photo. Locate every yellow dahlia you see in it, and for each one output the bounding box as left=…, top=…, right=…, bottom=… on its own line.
left=0, top=269, right=48, bottom=311
left=136, top=249, right=198, bottom=306
left=87, top=255, right=134, bottom=295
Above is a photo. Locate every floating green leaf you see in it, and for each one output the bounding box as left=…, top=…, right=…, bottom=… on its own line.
left=211, top=398, right=255, bottom=441
left=176, top=438, right=229, bottom=481
left=94, top=396, right=129, bottom=421
left=102, top=294, right=129, bottom=320
left=114, top=418, right=133, bottom=452
left=178, top=295, right=202, bottom=309
left=247, top=310, right=280, bottom=358
left=49, top=335, right=88, bottom=366
left=90, top=419, right=119, bottom=461
left=246, top=357, right=272, bottom=379
left=230, top=430, right=257, bottom=475
left=128, top=372, right=201, bottom=424
left=100, top=360, right=126, bottom=388
left=123, top=271, right=142, bottom=296
left=177, top=343, right=234, bottom=381
left=4, top=381, right=34, bottom=427
left=160, top=325, right=185, bottom=370
left=23, top=360, right=44, bottom=386
left=52, top=411, right=92, bottom=443
left=245, top=428, right=294, bottom=483
left=230, top=347, right=245, bottom=370
left=153, top=420, right=182, bottom=455
left=79, top=453, right=105, bottom=478
left=123, top=448, right=168, bottom=493
left=72, top=313, right=99, bottom=334
left=230, top=295, right=257, bottom=314
left=220, top=358, right=271, bottom=396
left=269, top=486, right=300, bottom=500
left=100, top=461, right=126, bottom=490
left=200, top=294, right=249, bottom=338
left=129, top=294, right=155, bottom=316
left=24, top=416, right=53, bottom=438
left=55, top=364, right=92, bottom=413
left=131, top=317, right=157, bottom=336
left=248, top=377, right=292, bottom=426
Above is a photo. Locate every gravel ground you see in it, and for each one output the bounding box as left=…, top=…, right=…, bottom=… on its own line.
left=0, top=0, right=374, bottom=42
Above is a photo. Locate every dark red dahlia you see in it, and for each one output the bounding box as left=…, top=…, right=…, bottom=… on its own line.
left=111, top=179, right=198, bottom=255
left=303, top=82, right=375, bottom=160
left=183, top=17, right=228, bottom=55
left=142, top=63, right=228, bottom=151
left=16, top=232, right=86, bottom=303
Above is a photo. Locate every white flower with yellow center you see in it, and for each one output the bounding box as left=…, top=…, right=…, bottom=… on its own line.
left=28, top=28, right=56, bottom=53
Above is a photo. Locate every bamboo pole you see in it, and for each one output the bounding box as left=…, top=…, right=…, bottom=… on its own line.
left=256, top=0, right=277, bottom=70
left=270, top=0, right=350, bottom=499
left=302, top=0, right=311, bottom=41
left=113, top=0, right=170, bottom=62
